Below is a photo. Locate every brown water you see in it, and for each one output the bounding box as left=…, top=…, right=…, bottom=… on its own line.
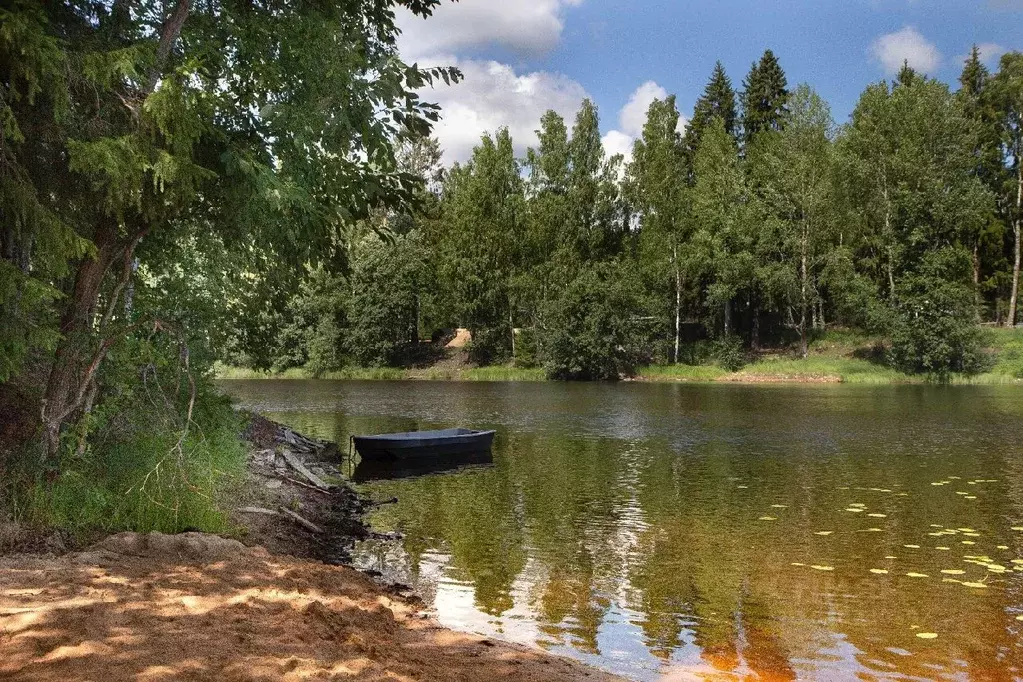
left=221, top=380, right=1023, bottom=681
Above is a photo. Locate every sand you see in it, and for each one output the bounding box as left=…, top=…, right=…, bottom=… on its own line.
left=0, top=531, right=623, bottom=682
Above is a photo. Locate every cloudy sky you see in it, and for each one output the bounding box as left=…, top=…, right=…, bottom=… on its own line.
left=396, top=0, right=1022, bottom=166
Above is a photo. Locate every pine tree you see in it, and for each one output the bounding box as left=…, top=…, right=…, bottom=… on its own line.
left=896, top=61, right=919, bottom=88
left=957, top=46, right=1005, bottom=305
left=740, top=49, right=790, bottom=146
left=684, top=62, right=738, bottom=179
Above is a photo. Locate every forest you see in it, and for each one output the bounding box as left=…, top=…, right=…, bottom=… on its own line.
left=0, top=0, right=1022, bottom=534
left=231, top=48, right=1023, bottom=384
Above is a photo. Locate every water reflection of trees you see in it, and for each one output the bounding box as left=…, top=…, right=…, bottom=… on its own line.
left=259, top=386, right=1023, bottom=680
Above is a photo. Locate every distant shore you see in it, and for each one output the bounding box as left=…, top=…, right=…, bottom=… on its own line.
left=216, top=327, right=1022, bottom=386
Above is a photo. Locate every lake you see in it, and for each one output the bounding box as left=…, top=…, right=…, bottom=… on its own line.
left=221, top=379, right=1023, bottom=681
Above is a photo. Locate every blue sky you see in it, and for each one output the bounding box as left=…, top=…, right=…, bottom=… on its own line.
left=396, top=0, right=1022, bottom=165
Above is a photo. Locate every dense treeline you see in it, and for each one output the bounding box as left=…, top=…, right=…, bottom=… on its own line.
left=262, top=49, right=1023, bottom=381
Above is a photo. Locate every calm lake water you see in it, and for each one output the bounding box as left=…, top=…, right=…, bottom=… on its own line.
left=222, top=379, right=1023, bottom=681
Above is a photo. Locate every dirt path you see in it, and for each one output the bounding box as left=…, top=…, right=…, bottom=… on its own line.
left=0, top=532, right=623, bottom=681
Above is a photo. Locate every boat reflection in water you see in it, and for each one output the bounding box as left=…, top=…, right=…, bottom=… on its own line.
left=351, top=449, right=494, bottom=482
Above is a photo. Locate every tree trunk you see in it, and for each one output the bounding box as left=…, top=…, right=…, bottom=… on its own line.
left=673, top=244, right=681, bottom=364
left=1010, top=220, right=1021, bottom=328
left=509, top=307, right=516, bottom=359
left=724, top=300, right=732, bottom=337
left=799, top=224, right=808, bottom=359
left=1009, top=163, right=1022, bottom=327
left=797, top=248, right=806, bottom=361
left=40, top=223, right=120, bottom=468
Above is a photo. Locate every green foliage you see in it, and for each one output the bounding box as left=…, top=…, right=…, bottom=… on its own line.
left=540, top=263, right=643, bottom=380
left=440, top=130, right=524, bottom=364
left=347, top=233, right=429, bottom=367
left=713, top=335, right=748, bottom=372
left=886, top=248, right=988, bottom=379
left=20, top=381, right=244, bottom=537
left=741, top=49, right=790, bottom=145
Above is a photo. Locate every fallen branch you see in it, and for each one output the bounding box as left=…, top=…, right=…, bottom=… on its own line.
left=367, top=496, right=399, bottom=508
left=237, top=506, right=278, bottom=516
left=280, top=449, right=331, bottom=490
left=278, top=507, right=323, bottom=534
left=280, top=475, right=333, bottom=496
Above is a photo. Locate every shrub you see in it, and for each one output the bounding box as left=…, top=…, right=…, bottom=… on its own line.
left=713, top=334, right=747, bottom=372
left=540, top=263, right=642, bottom=380
left=886, top=248, right=988, bottom=380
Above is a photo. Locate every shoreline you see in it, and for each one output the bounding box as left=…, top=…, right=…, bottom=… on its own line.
left=0, top=414, right=626, bottom=682
left=216, top=364, right=1022, bottom=386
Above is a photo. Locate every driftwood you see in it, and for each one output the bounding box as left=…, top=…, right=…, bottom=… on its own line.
left=237, top=506, right=278, bottom=516
left=278, top=507, right=323, bottom=534
left=280, top=449, right=330, bottom=490
left=236, top=506, right=323, bottom=534
left=280, top=427, right=323, bottom=453
left=281, top=475, right=333, bottom=495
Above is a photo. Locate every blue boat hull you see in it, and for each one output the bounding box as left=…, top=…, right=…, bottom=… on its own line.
left=353, top=428, right=496, bottom=462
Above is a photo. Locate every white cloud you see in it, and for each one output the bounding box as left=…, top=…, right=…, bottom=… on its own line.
left=600, top=130, right=633, bottom=161
left=601, top=81, right=687, bottom=166
left=421, top=58, right=588, bottom=166
left=397, top=0, right=584, bottom=61
left=870, top=26, right=942, bottom=75
left=977, top=42, right=1008, bottom=65
left=954, top=43, right=1008, bottom=70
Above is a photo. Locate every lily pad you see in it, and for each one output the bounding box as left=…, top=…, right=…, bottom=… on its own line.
left=962, top=582, right=988, bottom=588
left=906, top=572, right=929, bottom=578
left=758, top=516, right=777, bottom=521
left=940, top=569, right=965, bottom=575
left=810, top=565, right=835, bottom=571
left=916, top=632, right=938, bottom=639
left=869, top=569, right=888, bottom=574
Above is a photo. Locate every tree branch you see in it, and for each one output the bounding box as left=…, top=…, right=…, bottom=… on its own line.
left=145, top=0, right=190, bottom=96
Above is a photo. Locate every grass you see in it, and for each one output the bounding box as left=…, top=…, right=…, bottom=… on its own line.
left=215, top=362, right=546, bottom=382
left=216, top=327, right=1023, bottom=386
left=14, top=391, right=247, bottom=541
left=636, top=364, right=729, bottom=382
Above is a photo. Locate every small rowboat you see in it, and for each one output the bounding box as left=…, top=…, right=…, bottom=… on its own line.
left=352, top=428, right=496, bottom=462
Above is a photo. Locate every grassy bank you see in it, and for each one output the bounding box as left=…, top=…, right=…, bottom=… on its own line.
left=215, top=363, right=546, bottom=382
left=216, top=328, right=1023, bottom=386
left=2, top=389, right=247, bottom=549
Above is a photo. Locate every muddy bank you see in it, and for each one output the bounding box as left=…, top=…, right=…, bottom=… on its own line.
left=229, top=411, right=377, bottom=565
left=0, top=531, right=623, bottom=681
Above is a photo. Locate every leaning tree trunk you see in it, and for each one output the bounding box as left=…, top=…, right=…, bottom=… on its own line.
left=38, top=0, right=191, bottom=470
left=40, top=222, right=120, bottom=468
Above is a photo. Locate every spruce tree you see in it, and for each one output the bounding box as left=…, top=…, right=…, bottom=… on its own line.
left=684, top=62, right=738, bottom=180
left=740, top=49, right=790, bottom=146
left=896, top=61, right=919, bottom=88
left=957, top=45, right=1005, bottom=304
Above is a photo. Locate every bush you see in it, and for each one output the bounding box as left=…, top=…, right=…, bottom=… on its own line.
left=713, top=334, right=747, bottom=372
left=886, top=248, right=988, bottom=380
left=15, top=368, right=246, bottom=539
left=540, top=263, right=642, bottom=380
